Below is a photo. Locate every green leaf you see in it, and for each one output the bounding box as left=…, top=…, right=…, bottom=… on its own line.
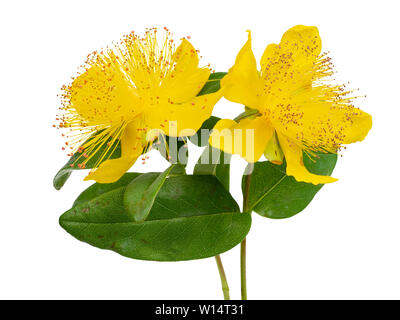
left=123, top=165, right=175, bottom=222
left=152, top=135, right=188, bottom=166
left=243, top=152, right=337, bottom=219
left=59, top=175, right=250, bottom=261
left=74, top=170, right=185, bottom=207
left=194, top=146, right=231, bottom=191
left=53, top=132, right=122, bottom=190
left=189, top=116, right=220, bottom=147
left=169, top=163, right=186, bottom=176
left=197, top=72, right=227, bottom=96
left=73, top=172, right=142, bottom=207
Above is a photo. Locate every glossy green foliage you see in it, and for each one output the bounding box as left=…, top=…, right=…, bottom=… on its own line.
left=194, top=146, right=231, bottom=191
left=197, top=72, right=226, bottom=96
left=189, top=116, right=221, bottom=147
left=243, top=153, right=338, bottom=219
left=60, top=174, right=251, bottom=261
left=123, top=166, right=175, bottom=222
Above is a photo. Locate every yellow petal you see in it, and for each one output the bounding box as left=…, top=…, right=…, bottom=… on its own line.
left=209, top=117, right=273, bottom=163
left=277, top=132, right=337, bottom=185
left=84, top=121, right=143, bottom=183
left=221, top=31, right=261, bottom=109
left=259, top=25, right=321, bottom=102
left=144, top=90, right=222, bottom=139
left=159, top=39, right=210, bottom=104
left=172, top=39, right=200, bottom=71
left=83, top=156, right=139, bottom=183
left=261, top=25, right=321, bottom=68
left=70, top=65, right=142, bottom=126
left=119, top=120, right=146, bottom=157
left=173, top=39, right=198, bottom=65
left=341, top=110, right=372, bottom=144
left=280, top=25, right=322, bottom=60
left=274, top=102, right=373, bottom=152
left=260, top=43, right=279, bottom=69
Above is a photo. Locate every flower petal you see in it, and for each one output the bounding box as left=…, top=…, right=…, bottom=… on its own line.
left=173, top=39, right=201, bottom=72
left=258, top=26, right=371, bottom=152
left=144, top=90, right=222, bottom=139
left=261, top=25, right=321, bottom=69
left=259, top=25, right=321, bottom=105
left=277, top=132, right=337, bottom=185
left=209, top=117, right=273, bottom=163
left=341, top=109, right=372, bottom=144
left=70, top=65, right=142, bottom=125
left=273, top=102, right=373, bottom=152
left=159, top=39, right=210, bottom=104
left=84, top=121, right=143, bottom=183
left=280, top=25, right=322, bottom=60
left=83, top=156, right=139, bottom=184
left=221, top=31, right=262, bottom=109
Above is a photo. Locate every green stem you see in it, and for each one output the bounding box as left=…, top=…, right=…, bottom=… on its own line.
left=241, top=164, right=253, bottom=300
left=214, top=255, right=230, bottom=300
left=240, top=238, right=247, bottom=300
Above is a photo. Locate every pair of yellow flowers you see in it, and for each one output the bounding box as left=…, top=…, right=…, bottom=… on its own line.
left=59, top=26, right=372, bottom=185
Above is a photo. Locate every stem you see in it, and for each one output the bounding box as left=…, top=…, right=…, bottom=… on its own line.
left=214, top=255, right=230, bottom=300
left=240, top=238, right=247, bottom=300
left=241, top=164, right=253, bottom=300
left=243, top=165, right=252, bottom=212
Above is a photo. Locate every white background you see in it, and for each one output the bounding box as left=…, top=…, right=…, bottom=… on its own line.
left=1, top=0, right=399, bottom=300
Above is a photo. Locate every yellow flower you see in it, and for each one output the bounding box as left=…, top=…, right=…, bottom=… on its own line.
left=58, top=28, right=221, bottom=183
left=210, top=25, right=372, bottom=185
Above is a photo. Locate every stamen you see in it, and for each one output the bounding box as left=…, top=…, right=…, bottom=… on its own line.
left=56, top=27, right=193, bottom=171
left=259, top=47, right=364, bottom=155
